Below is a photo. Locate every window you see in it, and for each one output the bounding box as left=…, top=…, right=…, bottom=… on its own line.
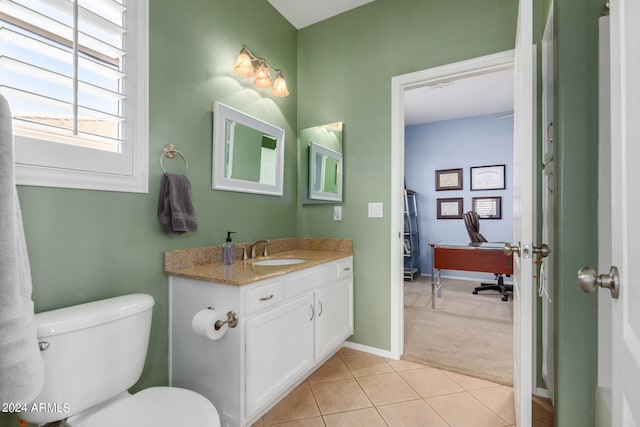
left=0, top=0, right=148, bottom=192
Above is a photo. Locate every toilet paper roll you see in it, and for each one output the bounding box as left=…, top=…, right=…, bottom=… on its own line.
left=191, top=309, right=228, bottom=340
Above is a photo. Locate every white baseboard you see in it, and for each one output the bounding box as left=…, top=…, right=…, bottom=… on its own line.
left=343, top=341, right=397, bottom=360
left=534, top=387, right=550, bottom=399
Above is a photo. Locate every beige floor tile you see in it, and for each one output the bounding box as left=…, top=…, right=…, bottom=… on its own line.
left=356, top=371, right=420, bottom=405
left=426, top=391, right=511, bottom=427
left=309, top=378, right=373, bottom=414
left=323, top=407, right=387, bottom=427
left=386, top=358, right=426, bottom=371
left=470, top=385, right=516, bottom=424
left=339, top=350, right=395, bottom=377
left=443, top=369, right=501, bottom=390
left=308, top=354, right=353, bottom=384
left=262, top=382, right=320, bottom=425
left=251, top=418, right=264, bottom=427
left=377, top=399, right=449, bottom=427
left=399, top=366, right=464, bottom=397
left=271, top=417, right=326, bottom=427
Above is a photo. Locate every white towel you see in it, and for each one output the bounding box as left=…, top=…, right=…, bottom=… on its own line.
left=0, top=95, right=44, bottom=404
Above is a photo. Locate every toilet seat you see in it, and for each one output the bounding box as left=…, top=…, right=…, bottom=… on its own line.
left=67, top=387, right=220, bottom=427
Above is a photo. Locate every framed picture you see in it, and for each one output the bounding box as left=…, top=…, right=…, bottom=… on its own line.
left=473, top=196, right=502, bottom=219
left=436, top=198, right=464, bottom=219
left=435, top=168, right=463, bottom=191
left=470, top=164, right=506, bottom=191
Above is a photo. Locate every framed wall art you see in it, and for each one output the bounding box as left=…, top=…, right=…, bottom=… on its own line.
left=436, top=197, right=464, bottom=219
left=470, top=164, right=506, bottom=190
left=435, top=168, right=463, bottom=191
left=472, top=196, right=502, bottom=219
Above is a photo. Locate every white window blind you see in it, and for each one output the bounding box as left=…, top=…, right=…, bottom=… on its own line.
left=0, top=0, right=149, bottom=193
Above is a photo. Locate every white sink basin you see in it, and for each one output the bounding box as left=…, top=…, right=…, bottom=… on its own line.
left=252, top=258, right=307, bottom=266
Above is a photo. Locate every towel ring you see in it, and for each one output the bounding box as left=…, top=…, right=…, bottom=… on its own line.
left=160, top=144, right=189, bottom=176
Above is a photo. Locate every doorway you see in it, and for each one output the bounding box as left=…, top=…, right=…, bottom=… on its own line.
left=390, top=50, right=517, bottom=360
left=399, top=64, right=515, bottom=385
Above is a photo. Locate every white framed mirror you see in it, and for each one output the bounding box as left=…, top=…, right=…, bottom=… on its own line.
left=212, top=101, right=285, bottom=196
left=309, top=142, right=342, bottom=202
left=299, top=121, right=343, bottom=204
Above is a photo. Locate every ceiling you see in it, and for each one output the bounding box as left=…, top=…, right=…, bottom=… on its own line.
left=267, top=1, right=513, bottom=125
left=404, top=69, right=514, bottom=126
left=266, top=0, right=376, bottom=29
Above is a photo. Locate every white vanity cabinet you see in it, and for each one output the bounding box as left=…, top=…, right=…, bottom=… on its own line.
left=168, top=256, right=353, bottom=427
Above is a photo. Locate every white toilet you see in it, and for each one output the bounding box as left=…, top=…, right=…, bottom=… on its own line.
left=20, top=294, right=220, bottom=427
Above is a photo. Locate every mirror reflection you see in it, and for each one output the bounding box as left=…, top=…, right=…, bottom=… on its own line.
left=300, top=122, right=343, bottom=204
left=212, top=101, right=284, bottom=196
left=309, top=142, right=342, bottom=201
left=224, top=121, right=277, bottom=185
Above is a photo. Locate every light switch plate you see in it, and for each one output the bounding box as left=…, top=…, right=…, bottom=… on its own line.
left=368, top=202, right=383, bottom=218
left=333, top=206, right=342, bottom=221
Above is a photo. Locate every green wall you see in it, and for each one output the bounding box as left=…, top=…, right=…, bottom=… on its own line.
left=297, top=0, right=518, bottom=357
left=1, top=1, right=297, bottom=426
left=554, top=0, right=601, bottom=425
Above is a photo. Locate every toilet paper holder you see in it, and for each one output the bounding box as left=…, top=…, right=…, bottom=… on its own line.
left=208, top=308, right=238, bottom=331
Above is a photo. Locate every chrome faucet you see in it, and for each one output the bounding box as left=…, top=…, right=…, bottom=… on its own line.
left=250, top=240, right=270, bottom=258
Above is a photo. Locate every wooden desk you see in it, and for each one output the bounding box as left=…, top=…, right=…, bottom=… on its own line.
left=429, top=242, right=513, bottom=308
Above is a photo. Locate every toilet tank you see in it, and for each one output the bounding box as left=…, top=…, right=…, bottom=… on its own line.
left=20, top=294, right=155, bottom=424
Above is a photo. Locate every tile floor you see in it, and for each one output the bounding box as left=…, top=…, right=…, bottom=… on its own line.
left=252, top=347, right=554, bottom=427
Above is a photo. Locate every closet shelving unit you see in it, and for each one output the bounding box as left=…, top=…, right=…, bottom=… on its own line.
left=403, top=189, right=421, bottom=281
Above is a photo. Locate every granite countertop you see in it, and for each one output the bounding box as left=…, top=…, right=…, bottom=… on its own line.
left=164, top=238, right=352, bottom=286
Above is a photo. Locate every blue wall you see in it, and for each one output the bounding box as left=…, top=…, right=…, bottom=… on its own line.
left=405, top=112, right=514, bottom=279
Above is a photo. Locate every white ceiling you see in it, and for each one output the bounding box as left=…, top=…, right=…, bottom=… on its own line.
left=267, top=0, right=375, bottom=29
left=404, top=69, right=514, bottom=125
left=267, top=1, right=513, bottom=125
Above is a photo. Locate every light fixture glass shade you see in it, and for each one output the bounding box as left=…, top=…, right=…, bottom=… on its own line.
left=233, top=50, right=255, bottom=77
left=253, top=61, right=273, bottom=88
left=271, top=72, right=289, bottom=97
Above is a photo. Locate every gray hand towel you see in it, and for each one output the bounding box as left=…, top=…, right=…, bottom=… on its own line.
left=0, top=95, right=45, bottom=403
left=157, top=173, right=198, bottom=234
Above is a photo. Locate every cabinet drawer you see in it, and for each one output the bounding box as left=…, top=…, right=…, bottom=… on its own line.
left=336, top=258, right=353, bottom=279
left=245, top=280, right=283, bottom=315
left=285, top=263, right=336, bottom=299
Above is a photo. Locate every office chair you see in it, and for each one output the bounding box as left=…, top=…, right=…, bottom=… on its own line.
left=463, top=211, right=512, bottom=301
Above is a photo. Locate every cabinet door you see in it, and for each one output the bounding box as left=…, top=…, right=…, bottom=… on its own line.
left=245, top=293, right=315, bottom=418
left=315, top=278, right=354, bottom=360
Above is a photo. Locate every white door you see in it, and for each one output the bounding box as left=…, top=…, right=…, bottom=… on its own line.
left=512, top=0, right=535, bottom=424
left=609, top=0, right=640, bottom=423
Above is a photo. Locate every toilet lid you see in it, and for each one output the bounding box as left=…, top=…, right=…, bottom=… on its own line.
left=69, top=387, right=220, bottom=427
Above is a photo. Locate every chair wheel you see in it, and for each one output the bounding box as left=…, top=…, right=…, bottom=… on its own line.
left=502, top=295, right=509, bottom=301
left=472, top=290, right=478, bottom=295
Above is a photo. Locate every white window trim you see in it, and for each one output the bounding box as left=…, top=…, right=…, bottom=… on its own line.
left=14, top=0, right=149, bottom=194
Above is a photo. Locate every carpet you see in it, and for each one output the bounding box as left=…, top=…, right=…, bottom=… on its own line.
left=403, top=276, right=513, bottom=385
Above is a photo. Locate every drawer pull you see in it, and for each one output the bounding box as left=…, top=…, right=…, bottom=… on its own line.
left=259, top=294, right=274, bottom=302
left=318, top=301, right=323, bottom=317
left=343, top=267, right=351, bottom=271
left=310, top=304, right=315, bottom=321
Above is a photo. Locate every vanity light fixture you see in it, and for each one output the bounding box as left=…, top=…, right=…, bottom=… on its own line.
left=233, top=45, right=289, bottom=97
